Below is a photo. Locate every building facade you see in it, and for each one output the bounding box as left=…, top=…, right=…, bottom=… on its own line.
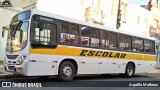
left=149, top=6, right=160, bottom=37
left=141, top=1, right=160, bottom=67
left=149, top=2, right=160, bottom=67
left=119, top=2, right=152, bottom=37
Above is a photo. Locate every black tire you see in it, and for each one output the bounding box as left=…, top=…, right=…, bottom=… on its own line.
left=58, top=61, right=75, bottom=81
left=125, top=63, right=135, bottom=78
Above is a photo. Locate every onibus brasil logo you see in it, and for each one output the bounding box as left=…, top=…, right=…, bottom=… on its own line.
left=1, top=82, right=42, bottom=87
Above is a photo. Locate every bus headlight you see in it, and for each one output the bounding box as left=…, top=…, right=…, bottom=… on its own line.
left=18, top=55, right=27, bottom=64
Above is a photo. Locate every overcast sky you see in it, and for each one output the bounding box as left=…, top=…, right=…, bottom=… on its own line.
left=134, top=0, right=159, bottom=5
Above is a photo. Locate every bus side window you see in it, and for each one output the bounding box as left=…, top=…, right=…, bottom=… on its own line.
left=101, top=30, right=110, bottom=48
left=119, top=34, right=131, bottom=51
left=145, top=40, right=155, bottom=53
left=31, top=20, right=57, bottom=46
left=132, top=37, right=144, bottom=52
left=70, top=24, right=79, bottom=44
left=31, top=20, right=38, bottom=41
left=151, top=41, right=155, bottom=53
left=81, top=26, right=90, bottom=46
left=61, top=22, right=70, bottom=43
left=126, top=36, right=132, bottom=51
left=35, top=28, right=39, bottom=41
left=38, top=23, right=56, bottom=45
left=119, top=34, right=125, bottom=50
left=49, top=24, right=56, bottom=44
left=109, top=33, right=117, bottom=49
left=91, top=29, right=100, bottom=47
left=61, top=22, right=79, bottom=45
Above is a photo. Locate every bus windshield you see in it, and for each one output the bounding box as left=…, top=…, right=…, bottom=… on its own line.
left=6, top=21, right=29, bottom=52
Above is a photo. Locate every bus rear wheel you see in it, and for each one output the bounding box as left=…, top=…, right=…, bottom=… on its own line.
left=125, top=63, right=135, bottom=78
left=58, top=61, right=75, bottom=81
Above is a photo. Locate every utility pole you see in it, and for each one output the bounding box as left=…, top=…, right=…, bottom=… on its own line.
left=157, top=0, right=158, bottom=8
left=116, top=0, right=121, bottom=29
left=148, top=0, right=152, bottom=11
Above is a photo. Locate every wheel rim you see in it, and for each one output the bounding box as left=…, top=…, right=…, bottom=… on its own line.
left=127, top=66, right=133, bottom=76
left=62, top=66, right=72, bottom=78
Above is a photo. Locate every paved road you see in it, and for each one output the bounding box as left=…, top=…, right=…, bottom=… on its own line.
left=0, top=73, right=160, bottom=90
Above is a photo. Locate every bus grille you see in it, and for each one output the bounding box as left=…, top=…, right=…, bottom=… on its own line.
left=8, top=66, right=15, bottom=71
left=6, top=55, right=18, bottom=59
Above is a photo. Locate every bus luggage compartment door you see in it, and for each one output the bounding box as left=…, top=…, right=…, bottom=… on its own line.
left=28, top=61, right=57, bottom=76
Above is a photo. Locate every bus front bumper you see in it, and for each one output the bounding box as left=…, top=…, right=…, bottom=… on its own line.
left=4, top=63, right=28, bottom=76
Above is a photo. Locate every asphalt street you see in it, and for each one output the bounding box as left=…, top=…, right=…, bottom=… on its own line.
left=0, top=73, right=160, bottom=90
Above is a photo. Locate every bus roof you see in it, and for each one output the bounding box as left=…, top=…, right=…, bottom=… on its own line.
left=30, top=9, right=155, bottom=40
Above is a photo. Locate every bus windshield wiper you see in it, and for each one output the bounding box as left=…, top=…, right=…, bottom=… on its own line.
left=9, top=21, right=23, bottom=52
left=12, top=21, right=23, bottom=37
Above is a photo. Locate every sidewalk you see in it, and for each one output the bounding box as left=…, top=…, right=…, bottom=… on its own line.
left=147, top=69, right=160, bottom=73
left=0, top=61, right=13, bottom=77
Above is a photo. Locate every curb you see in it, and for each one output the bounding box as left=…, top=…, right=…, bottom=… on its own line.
left=0, top=74, right=27, bottom=78
left=0, top=74, right=14, bottom=78
left=136, top=73, right=160, bottom=76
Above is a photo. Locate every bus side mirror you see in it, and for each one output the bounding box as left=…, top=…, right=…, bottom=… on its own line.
left=2, top=30, right=5, bottom=38
left=38, top=22, right=44, bottom=31
left=156, top=45, right=159, bottom=50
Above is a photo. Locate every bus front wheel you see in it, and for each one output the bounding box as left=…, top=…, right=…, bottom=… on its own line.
left=125, top=63, right=135, bottom=78
left=58, top=61, right=75, bottom=81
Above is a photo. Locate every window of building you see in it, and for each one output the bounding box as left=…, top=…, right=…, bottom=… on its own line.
left=101, top=30, right=110, bottom=48
left=132, top=37, right=144, bottom=52
left=61, top=22, right=79, bottom=44
left=91, top=29, right=100, bottom=47
left=119, top=34, right=131, bottom=51
left=137, top=16, right=140, bottom=24
left=144, top=40, right=155, bottom=53
left=81, top=26, right=90, bottom=46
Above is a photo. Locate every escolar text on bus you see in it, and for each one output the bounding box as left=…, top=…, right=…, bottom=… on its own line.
left=80, top=50, right=127, bottom=58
